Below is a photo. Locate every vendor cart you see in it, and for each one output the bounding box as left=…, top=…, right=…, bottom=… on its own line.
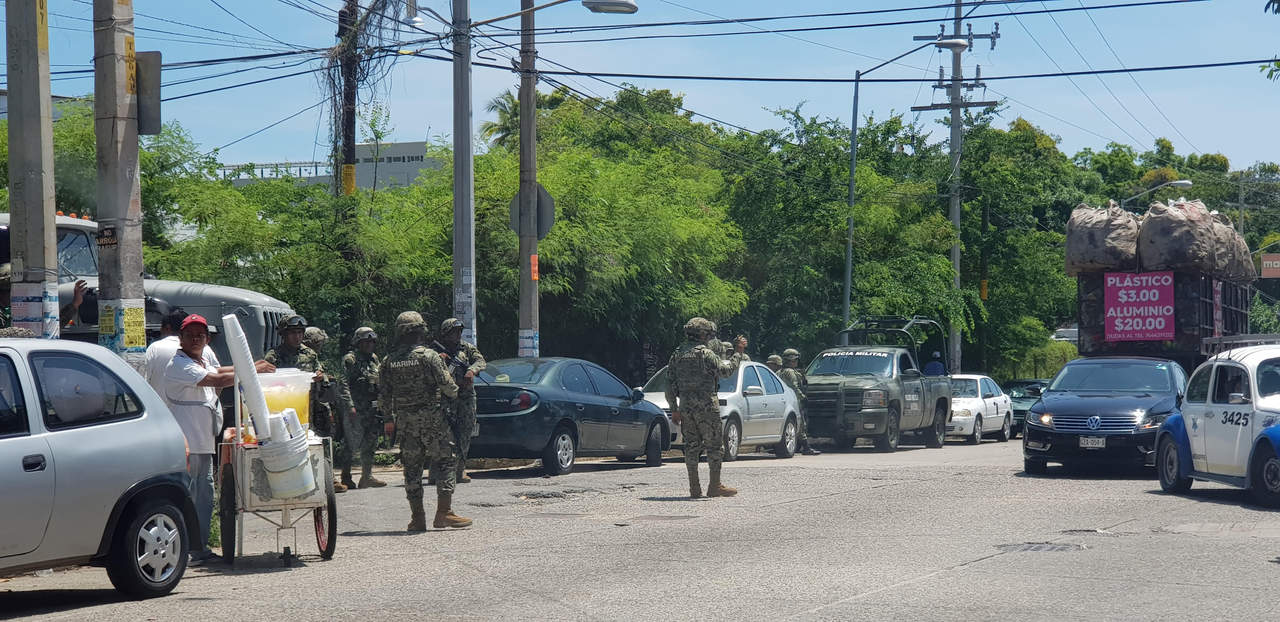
left=217, top=389, right=337, bottom=565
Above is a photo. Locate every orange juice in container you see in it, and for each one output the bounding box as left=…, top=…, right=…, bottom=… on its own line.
left=258, top=368, right=313, bottom=426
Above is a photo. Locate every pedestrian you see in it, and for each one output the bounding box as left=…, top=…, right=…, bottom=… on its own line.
left=144, top=308, right=192, bottom=395
left=924, top=351, right=946, bottom=376
left=340, top=326, right=386, bottom=489
left=780, top=348, right=821, bottom=456
left=379, top=311, right=470, bottom=532
left=765, top=354, right=783, bottom=374
left=431, top=318, right=486, bottom=484
left=162, top=314, right=274, bottom=565
left=303, top=326, right=329, bottom=351
left=265, top=315, right=346, bottom=492
left=666, top=317, right=745, bottom=499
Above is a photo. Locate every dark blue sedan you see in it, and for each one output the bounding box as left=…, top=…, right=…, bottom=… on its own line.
left=470, top=358, right=672, bottom=476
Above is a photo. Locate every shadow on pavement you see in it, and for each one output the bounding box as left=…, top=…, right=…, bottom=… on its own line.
left=0, top=588, right=124, bottom=618
left=639, top=496, right=704, bottom=502
left=183, top=552, right=311, bottom=577
left=340, top=530, right=422, bottom=537
left=1142, top=487, right=1267, bottom=511
left=1014, top=462, right=1154, bottom=481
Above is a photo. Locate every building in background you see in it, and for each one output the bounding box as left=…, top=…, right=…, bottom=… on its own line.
left=218, top=141, right=439, bottom=190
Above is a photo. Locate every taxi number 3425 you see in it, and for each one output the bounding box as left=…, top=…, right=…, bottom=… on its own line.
left=1220, top=411, right=1250, bottom=427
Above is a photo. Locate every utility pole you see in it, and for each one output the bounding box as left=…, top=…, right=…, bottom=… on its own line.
left=453, top=1, right=478, bottom=344
left=337, top=0, right=359, bottom=200
left=911, top=3, right=998, bottom=373
left=517, top=0, right=539, bottom=357
left=95, top=0, right=146, bottom=368
left=6, top=0, right=59, bottom=338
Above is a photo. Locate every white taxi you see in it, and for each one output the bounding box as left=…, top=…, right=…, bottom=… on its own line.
left=1157, top=345, right=1280, bottom=506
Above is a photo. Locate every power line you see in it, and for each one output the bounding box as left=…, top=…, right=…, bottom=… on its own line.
left=207, top=0, right=305, bottom=50
left=66, top=0, right=298, bottom=49
left=50, top=7, right=299, bottom=52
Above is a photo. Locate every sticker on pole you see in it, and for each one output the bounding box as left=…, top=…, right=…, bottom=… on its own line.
left=1104, top=271, right=1174, bottom=342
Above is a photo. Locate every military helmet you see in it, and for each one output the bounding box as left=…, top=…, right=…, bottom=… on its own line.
left=303, top=326, right=328, bottom=348
left=782, top=348, right=801, bottom=359
left=440, top=317, right=465, bottom=335
left=393, top=311, right=427, bottom=341
left=766, top=354, right=783, bottom=366
left=683, top=317, right=715, bottom=338
left=353, top=326, right=377, bottom=343
left=277, top=314, right=308, bottom=332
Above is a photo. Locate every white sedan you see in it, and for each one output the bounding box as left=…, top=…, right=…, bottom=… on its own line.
left=641, top=361, right=802, bottom=461
left=946, top=374, right=1014, bottom=444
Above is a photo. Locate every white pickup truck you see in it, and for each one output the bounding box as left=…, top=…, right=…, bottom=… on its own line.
left=1157, top=345, right=1280, bottom=506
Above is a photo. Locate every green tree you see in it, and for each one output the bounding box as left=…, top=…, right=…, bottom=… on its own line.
left=478, top=88, right=569, bottom=150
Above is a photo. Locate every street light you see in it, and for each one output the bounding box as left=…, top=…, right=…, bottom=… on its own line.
left=1120, top=179, right=1192, bottom=209
left=841, top=38, right=969, bottom=344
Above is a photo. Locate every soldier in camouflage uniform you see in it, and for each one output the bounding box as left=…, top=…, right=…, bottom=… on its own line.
left=265, top=315, right=346, bottom=493
left=780, top=348, right=821, bottom=456
left=431, top=318, right=486, bottom=484
left=765, top=354, right=783, bottom=374
left=379, top=311, right=470, bottom=532
left=340, top=327, right=386, bottom=489
left=666, top=317, right=745, bottom=499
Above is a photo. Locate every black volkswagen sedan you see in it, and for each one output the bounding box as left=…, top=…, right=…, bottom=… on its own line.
left=1023, top=357, right=1187, bottom=474
left=469, top=358, right=671, bottom=476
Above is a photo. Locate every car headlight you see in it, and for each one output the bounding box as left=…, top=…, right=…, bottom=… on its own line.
left=954, top=408, right=973, bottom=418
left=1028, top=412, right=1053, bottom=428
left=863, top=390, right=887, bottom=407
left=1139, top=411, right=1171, bottom=430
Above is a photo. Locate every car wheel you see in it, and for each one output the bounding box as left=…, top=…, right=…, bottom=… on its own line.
left=968, top=416, right=983, bottom=445
left=874, top=406, right=901, bottom=452
left=1023, top=458, right=1047, bottom=475
left=1158, top=436, right=1192, bottom=494
left=776, top=416, right=797, bottom=459
left=219, top=464, right=236, bottom=565
left=1249, top=444, right=1280, bottom=507
left=997, top=415, right=1011, bottom=443
left=722, top=418, right=742, bottom=462
left=644, top=422, right=663, bottom=467
left=925, top=404, right=946, bottom=449
left=542, top=425, right=576, bottom=476
left=106, top=499, right=188, bottom=599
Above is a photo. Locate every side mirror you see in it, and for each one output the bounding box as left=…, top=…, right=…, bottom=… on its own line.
left=901, top=369, right=921, bottom=378
left=1027, top=386, right=1042, bottom=397
left=743, top=385, right=765, bottom=397
left=1229, top=392, right=1250, bottom=405
left=631, top=388, right=645, bottom=403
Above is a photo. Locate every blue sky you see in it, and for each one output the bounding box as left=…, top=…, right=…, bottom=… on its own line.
left=19, top=0, right=1280, bottom=169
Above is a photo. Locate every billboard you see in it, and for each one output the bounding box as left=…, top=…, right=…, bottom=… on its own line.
left=1104, top=271, right=1175, bottom=342
left=1262, top=254, right=1280, bottom=279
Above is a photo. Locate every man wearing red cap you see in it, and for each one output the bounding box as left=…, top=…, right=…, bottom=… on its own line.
left=163, top=314, right=274, bottom=565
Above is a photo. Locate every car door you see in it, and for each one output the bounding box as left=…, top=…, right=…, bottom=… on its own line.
left=898, top=353, right=925, bottom=429
left=1206, top=363, right=1251, bottom=476
left=1181, top=364, right=1213, bottom=472
left=981, top=378, right=1003, bottom=432
left=559, top=363, right=610, bottom=452
left=759, top=366, right=788, bottom=438
left=739, top=366, right=772, bottom=440
left=585, top=364, right=646, bottom=452
left=0, top=352, right=53, bottom=559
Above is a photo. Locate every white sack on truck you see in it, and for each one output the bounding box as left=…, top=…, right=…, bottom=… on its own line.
left=1138, top=199, right=1215, bottom=273
left=1064, top=201, right=1139, bottom=276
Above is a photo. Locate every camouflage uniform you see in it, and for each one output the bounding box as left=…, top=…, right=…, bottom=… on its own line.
left=781, top=348, right=820, bottom=455
left=380, top=312, right=469, bottom=531
left=667, top=317, right=743, bottom=498
left=430, top=318, right=486, bottom=483
left=340, top=327, right=383, bottom=487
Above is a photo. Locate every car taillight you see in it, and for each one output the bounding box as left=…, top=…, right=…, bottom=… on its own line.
left=510, top=391, right=535, bottom=410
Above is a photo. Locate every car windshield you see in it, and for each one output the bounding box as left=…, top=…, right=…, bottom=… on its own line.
left=1049, top=361, right=1172, bottom=393
left=952, top=379, right=979, bottom=398
left=480, top=359, right=557, bottom=384
left=643, top=366, right=737, bottom=394
left=1008, top=383, right=1041, bottom=398
left=806, top=351, right=893, bottom=377
left=1257, top=359, right=1280, bottom=398
left=0, top=226, right=99, bottom=281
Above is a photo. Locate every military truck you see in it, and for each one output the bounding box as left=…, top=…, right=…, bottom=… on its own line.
left=803, top=316, right=952, bottom=452
left=0, top=213, right=294, bottom=362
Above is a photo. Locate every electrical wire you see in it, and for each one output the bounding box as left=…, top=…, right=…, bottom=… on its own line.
left=67, top=0, right=299, bottom=50
left=208, top=0, right=307, bottom=50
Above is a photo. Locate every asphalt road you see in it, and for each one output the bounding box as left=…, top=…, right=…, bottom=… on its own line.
left=5, top=435, right=1280, bottom=621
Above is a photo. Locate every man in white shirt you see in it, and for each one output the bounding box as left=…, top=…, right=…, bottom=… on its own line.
left=145, top=309, right=190, bottom=395
left=163, top=314, right=274, bottom=565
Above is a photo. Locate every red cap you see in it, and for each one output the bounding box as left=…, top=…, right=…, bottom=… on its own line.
left=180, top=314, right=210, bottom=332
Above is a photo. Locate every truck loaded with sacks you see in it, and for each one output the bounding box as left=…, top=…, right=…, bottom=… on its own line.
left=1065, top=199, right=1255, bottom=372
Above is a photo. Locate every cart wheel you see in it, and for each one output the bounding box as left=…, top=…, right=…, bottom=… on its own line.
left=314, top=480, right=337, bottom=560
left=219, top=464, right=236, bottom=565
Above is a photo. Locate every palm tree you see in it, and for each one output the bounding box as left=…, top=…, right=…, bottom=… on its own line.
left=478, top=88, right=569, bottom=150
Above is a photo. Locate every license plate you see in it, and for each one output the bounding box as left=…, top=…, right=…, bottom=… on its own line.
left=1079, top=436, right=1105, bottom=449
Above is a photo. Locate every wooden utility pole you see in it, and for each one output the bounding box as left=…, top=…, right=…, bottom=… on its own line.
left=94, top=0, right=146, bottom=368
left=6, top=0, right=59, bottom=338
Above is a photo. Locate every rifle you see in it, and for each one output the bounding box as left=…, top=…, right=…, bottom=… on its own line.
left=432, top=340, right=470, bottom=382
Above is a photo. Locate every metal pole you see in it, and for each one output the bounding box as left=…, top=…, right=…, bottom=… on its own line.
left=948, top=0, right=964, bottom=373
left=843, top=72, right=860, bottom=346
left=95, top=0, right=145, bottom=368
left=517, top=0, right=540, bottom=357
left=6, top=0, right=58, bottom=339
left=453, top=0, right=478, bottom=343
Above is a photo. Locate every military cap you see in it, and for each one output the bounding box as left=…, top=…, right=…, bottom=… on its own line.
left=353, top=326, right=377, bottom=342
left=277, top=314, right=308, bottom=332
left=440, top=317, right=465, bottom=335
left=766, top=354, right=783, bottom=365
left=782, top=348, right=801, bottom=359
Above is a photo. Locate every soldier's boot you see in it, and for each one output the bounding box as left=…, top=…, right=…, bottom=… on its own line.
left=358, top=465, right=386, bottom=489
left=340, top=465, right=358, bottom=490
left=406, top=498, right=428, bottom=532
left=800, top=440, right=822, bottom=456
left=707, top=466, right=737, bottom=498
left=333, top=479, right=349, bottom=493
left=686, top=463, right=702, bottom=499
left=433, top=492, right=473, bottom=529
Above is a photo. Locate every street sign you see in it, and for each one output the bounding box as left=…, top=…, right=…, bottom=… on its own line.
left=1262, top=254, right=1280, bottom=279
left=508, top=182, right=555, bottom=240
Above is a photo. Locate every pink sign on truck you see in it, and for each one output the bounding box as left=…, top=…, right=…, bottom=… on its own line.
left=1104, top=271, right=1175, bottom=342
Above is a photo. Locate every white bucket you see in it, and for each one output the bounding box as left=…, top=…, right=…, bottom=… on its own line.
left=259, top=433, right=316, bottom=499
